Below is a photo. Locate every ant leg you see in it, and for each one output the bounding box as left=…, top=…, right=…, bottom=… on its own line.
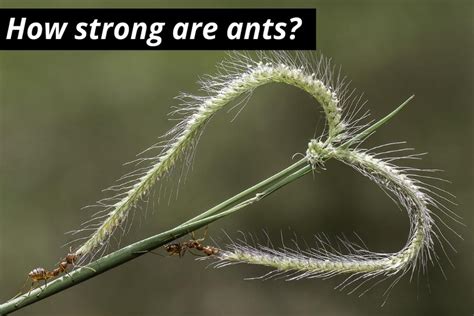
left=63, top=268, right=72, bottom=278
left=34, top=279, right=48, bottom=297
left=191, top=227, right=208, bottom=241
left=196, top=227, right=208, bottom=243
left=179, top=246, right=188, bottom=258
left=27, top=281, right=36, bottom=296
left=10, top=276, right=30, bottom=300
left=9, top=292, right=22, bottom=301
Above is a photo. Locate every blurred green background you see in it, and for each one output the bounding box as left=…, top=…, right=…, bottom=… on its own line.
left=1, top=1, right=472, bottom=315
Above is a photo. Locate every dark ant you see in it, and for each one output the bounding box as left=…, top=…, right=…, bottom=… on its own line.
left=164, top=229, right=219, bottom=257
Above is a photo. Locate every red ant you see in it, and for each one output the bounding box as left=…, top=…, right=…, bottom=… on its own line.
left=16, top=249, right=79, bottom=297
left=164, top=229, right=219, bottom=257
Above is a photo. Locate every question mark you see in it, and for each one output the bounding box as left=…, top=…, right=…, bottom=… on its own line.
left=289, top=17, right=303, bottom=40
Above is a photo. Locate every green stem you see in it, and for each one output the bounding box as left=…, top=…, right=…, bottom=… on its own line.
left=181, top=157, right=308, bottom=226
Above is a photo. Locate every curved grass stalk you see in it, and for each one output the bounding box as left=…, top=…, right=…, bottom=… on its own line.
left=0, top=102, right=408, bottom=314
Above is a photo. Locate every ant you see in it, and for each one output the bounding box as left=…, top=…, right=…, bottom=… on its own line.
left=19, top=249, right=79, bottom=296
left=164, top=228, right=219, bottom=257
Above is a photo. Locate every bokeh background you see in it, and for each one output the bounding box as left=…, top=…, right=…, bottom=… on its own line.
left=1, top=1, right=472, bottom=315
